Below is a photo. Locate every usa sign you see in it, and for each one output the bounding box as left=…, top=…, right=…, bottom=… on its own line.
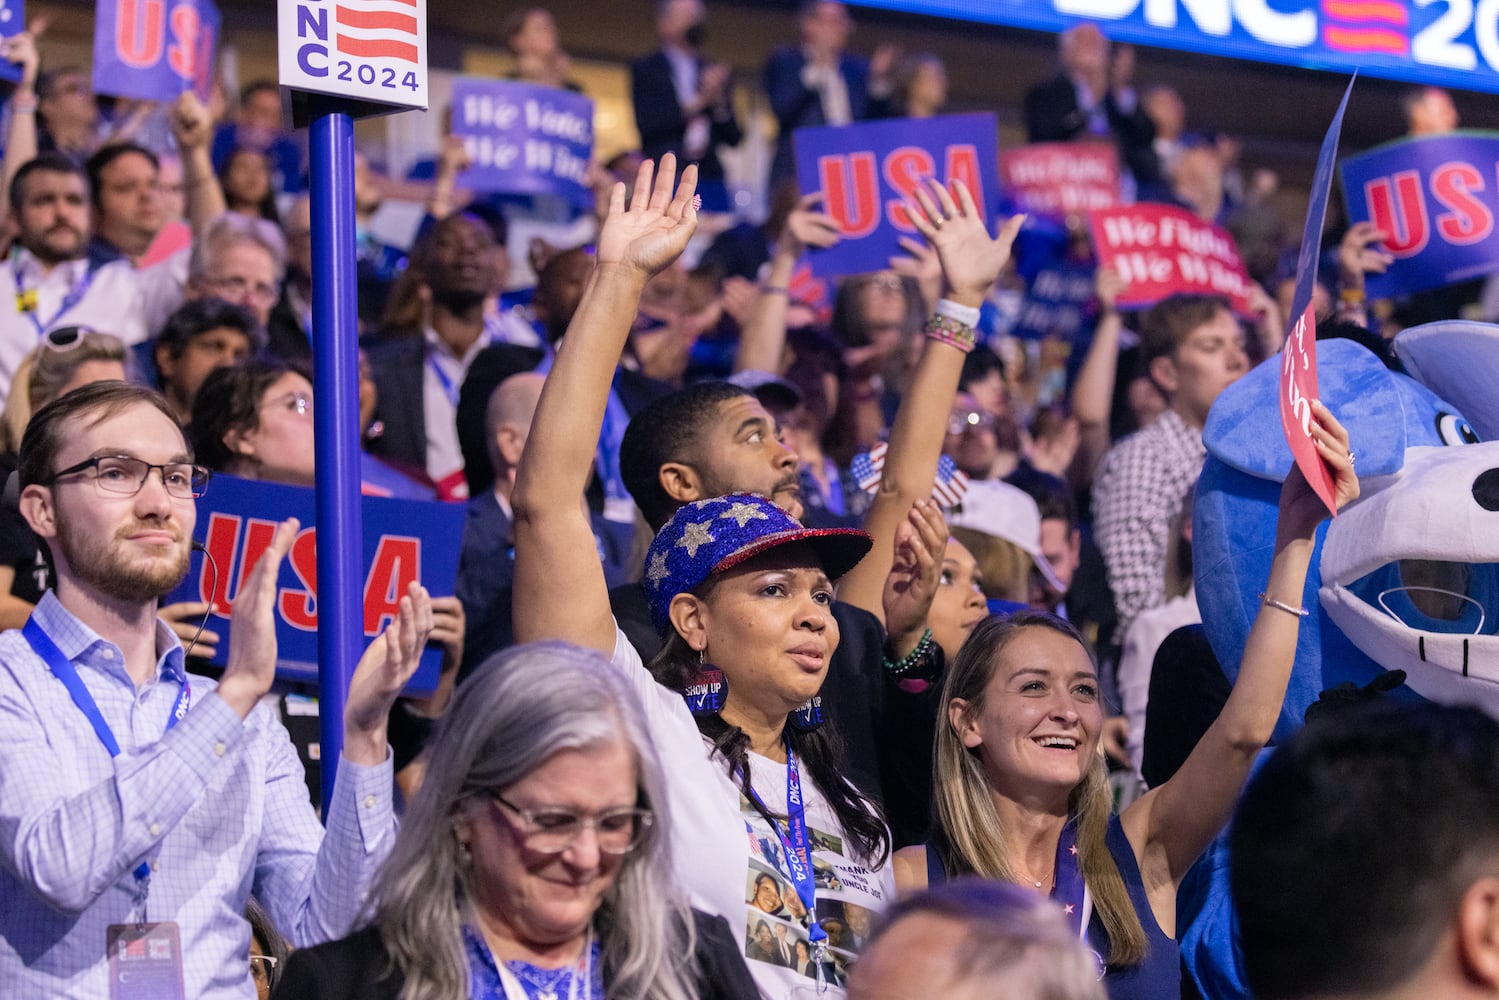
left=1341, top=132, right=1499, bottom=299
left=92, top=0, right=218, bottom=103
left=0, top=0, right=24, bottom=85
left=278, top=0, right=428, bottom=110
left=163, top=474, right=464, bottom=690
left=793, top=113, right=999, bottom=278
left=852, top=0, right=1499, bottom=95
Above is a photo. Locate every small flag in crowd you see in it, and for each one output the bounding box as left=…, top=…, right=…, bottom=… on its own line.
left=851, top=442, right=970, bottom=508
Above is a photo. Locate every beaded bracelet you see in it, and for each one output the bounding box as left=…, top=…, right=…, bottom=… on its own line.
left=884, top=628, right=936, bottom=677
left=924, top=314, right=976, bottom=354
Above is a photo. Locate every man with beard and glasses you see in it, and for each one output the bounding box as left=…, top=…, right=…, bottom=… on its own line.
left=0, top=154, right=147, bottom=410
left=0, top=382, right=435, bottom=998
left=366, top=213, right=502, bottom=499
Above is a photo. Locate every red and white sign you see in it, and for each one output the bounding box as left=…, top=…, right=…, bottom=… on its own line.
left=1088, top=203, right=1254, bottom=315
left=1279, top=304, right=1338, bottom=516
left=1000, top=142, right=1120, bottom=218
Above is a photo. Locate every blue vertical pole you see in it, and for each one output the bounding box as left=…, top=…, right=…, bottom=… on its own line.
left=307, top=97, right=363, bottom=817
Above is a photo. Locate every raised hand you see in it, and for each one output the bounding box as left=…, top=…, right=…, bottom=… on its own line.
left=1, top=17, right=47, bottom=92
left=217, top=519, right=299, bottom=719
left=881, top=499, right=948, bottom=650
left=1096, top=265, right=1126, bottom=313
left=171, top=91, right=214, bottom=152
left=782, top=192, right=841, bottom=255
left=889, top=235, right=942, bottom=311
left=1279, top=399, right=1359, bottom=540
left=343, top=581, right=435, bottom=764
left=595, top=154, right=699, bottom=278
left=906, top=178, right=1025, bottom=308
left=1338, top=221, right=1393, bottom=287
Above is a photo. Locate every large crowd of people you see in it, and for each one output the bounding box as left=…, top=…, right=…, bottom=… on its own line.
left=0, top=2, right=1491, bottom=999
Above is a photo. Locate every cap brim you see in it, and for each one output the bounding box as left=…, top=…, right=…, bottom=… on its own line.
left=1032, top=553, right=1067, bottom=595
left=714, top=527, right=874, bottom=582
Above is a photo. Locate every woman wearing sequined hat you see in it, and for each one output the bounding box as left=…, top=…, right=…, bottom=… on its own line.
left=512, top=155, right=902, bottom=998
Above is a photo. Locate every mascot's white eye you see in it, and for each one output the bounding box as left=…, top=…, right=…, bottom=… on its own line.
left=1437, top=412, right=1481, bottom=446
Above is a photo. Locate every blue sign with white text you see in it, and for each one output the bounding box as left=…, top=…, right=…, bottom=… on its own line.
left=0, top=0, right=24, bottom=85
left=163, top=474, right=464, bottom=691
left=851, top=0, right=1499, bottom=95
left=451, top=77, right=594, bottom=206
left=793, top=113, right=999, bottom=278
left=1341, top=131, right=1499, bottom=298
left=93, top=0, right=218, bottom=103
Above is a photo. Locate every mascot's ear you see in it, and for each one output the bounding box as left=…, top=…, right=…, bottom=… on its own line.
left=1394, top=321, right=1499, bottom=442
left=1203, top=338, right=1409, bottom=481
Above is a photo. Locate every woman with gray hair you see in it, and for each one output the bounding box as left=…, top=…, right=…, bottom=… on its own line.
left=272, top=641, right=755, bottom=1000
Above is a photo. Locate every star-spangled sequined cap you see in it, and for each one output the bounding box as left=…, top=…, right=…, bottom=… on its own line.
left=644, top=493, right=873, bottom=636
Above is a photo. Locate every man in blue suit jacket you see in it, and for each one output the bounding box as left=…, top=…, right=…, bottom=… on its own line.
left=631, top=0, right=743, bottom=212
left=763, top=1, right=895, bottom=187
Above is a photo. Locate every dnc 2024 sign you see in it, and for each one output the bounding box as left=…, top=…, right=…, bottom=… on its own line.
left=278, top=0, right=427, bottom=110
left=852, top=0, right=1499, bottom=94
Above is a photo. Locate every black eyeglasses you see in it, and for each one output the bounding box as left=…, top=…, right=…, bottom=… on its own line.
left=47, top=455, right=212, bottom=499
left=488, top=792, right=653, bottom=856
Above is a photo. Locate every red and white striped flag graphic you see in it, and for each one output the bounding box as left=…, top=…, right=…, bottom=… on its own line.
left=334, top=0, right=419, bottom=63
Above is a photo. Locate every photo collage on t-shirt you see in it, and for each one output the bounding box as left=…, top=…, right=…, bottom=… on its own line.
left=739, top=795, right=883, bottom=989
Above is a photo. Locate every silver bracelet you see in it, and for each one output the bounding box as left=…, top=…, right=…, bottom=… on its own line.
left=1259, top=592, right=1309, bottom=617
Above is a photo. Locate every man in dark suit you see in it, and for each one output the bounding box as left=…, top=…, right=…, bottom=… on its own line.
left=455, top=371, right=635, bottom=676
left=1023, top=23, right=1159, bottom=196
left=762, top=0, right=895, bottom=186
left=365, top=213, right=500, bottom=499
left=631, top=0, right=743, bottom=213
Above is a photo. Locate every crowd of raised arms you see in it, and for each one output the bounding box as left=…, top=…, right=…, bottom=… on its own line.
left=0, top=2, right=1494, bottom=1000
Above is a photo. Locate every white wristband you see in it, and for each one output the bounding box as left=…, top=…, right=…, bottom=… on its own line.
left=934, top=298, right=980, bottom=328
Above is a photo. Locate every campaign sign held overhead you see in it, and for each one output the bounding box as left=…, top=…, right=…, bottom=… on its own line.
left=1341, top=132, right=1499, bottom=299
left=93, top=0, right=218, bottom=103
left=793, top=113, right=999, bottom=278
left=278, top=0, right=428, bottom=111
left=0, top=0, right=24, bottom=84
left=451, top=78, right=595, bottom=206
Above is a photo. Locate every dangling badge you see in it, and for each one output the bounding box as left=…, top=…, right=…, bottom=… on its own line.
left=107, top=922, right=187, bottom=1000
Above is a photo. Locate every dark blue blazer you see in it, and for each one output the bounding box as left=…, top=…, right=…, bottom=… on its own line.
left=631, top=50, right=743, bottom=182
left=762, top=46, right=892, bottom=185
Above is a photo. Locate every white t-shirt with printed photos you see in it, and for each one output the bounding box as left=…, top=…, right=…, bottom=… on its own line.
left=611, top=629, right=895, bottom=998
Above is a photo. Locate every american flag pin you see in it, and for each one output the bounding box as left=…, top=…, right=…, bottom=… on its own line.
left=692, top=194, right=702, bottom=211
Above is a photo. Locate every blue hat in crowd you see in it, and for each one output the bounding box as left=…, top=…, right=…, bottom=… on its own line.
left=644, top=493, right=872, bottom=636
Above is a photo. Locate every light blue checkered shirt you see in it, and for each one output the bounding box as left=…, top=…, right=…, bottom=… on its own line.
left=0, top=591, right=397, bottom=998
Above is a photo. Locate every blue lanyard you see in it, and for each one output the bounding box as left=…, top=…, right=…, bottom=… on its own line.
left=534, top=351, right=630, bottom=506
left=13, top=259, right=97, bottom=338
left=428, top=352, right=462, bottom=408
left=23, top=617, right=189, bottom=883
left=744, top=745, right=827, bottom=947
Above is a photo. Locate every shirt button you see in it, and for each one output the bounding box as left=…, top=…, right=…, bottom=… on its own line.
left=213, top=742, right=227, bottom=757
left=363, top=795, right=376, bottom=809
left=148, top=823, right=161, bottom=836
left=101, top=649, right=114, bottom=660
